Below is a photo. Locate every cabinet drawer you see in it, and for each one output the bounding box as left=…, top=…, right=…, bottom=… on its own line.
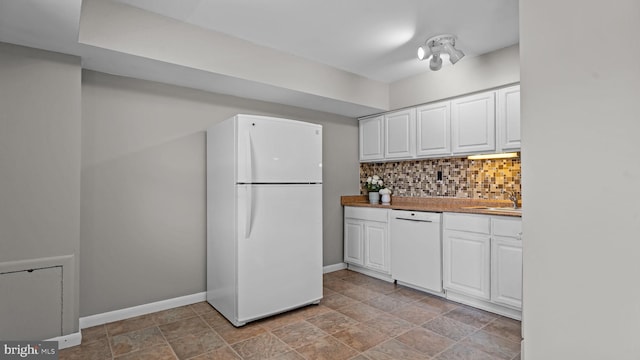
left=345, top=206, right=388, bottom=223
left=444, top=213, right=490, bottom=234
left=492, top=217, right=522, bottom=238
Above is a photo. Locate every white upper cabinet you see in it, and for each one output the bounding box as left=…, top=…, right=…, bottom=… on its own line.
left=359, top=115, right=384, bottom=162
left=451, top=91, right=496, bottom=154
left=496, top=85, right=521, bottom=151
left=384, top=109, right=416, bottom=159
left=358, top=84, right=520, bottom=162
left=416, top=101, right=451, bottom=157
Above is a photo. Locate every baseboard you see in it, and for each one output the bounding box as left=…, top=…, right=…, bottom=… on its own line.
left=79, top=292, right=206, bottom=329
left=446, top=291, right=522, bottom=320
left=78, top=266, right=347, bottom=330
left=47, top=331, right=81, bottom=350
left=323, top=263, right=347, bottom=273
left=346, top=264, right=394, bottom=282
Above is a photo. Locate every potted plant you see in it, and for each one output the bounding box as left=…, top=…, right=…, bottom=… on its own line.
left=365, top=175, right=384, bottom=204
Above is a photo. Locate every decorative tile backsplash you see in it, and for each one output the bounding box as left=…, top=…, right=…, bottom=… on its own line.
left=360, top=157, right=521, bottom=200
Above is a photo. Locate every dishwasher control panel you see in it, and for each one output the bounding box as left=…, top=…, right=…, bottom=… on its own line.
left=392, top=210, right=441, bottom=222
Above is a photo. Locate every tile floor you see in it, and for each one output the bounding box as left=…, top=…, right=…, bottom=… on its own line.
left=60, top=269, right=521, bottom=360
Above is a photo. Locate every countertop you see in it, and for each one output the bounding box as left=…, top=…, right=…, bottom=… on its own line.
left=341, top=195, right=522, bottom=217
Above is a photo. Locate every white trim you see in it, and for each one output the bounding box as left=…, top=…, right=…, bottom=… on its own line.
left=346, top=264, right=394, bottom=282
left=446, top=290, right=522, bottom=320
left=79, top=292, right=206, bottom=329
left=322, top=263, right=347, bottom=273
left=47, top=331, right=81, bottom=350
left=396, top=280, right=445, bottom=298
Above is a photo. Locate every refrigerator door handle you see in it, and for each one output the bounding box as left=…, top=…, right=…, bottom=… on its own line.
left=245, top=133, right=254, bottom=238
left=245, top=185, right=254, bottom=238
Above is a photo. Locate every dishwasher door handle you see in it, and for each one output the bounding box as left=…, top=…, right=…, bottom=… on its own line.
left=394, top=217, right=433, bottom=222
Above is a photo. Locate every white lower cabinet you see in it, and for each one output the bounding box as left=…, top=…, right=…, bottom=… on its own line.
left=491, top=217, right=523, bottom=309
left=443, top=213, right=522, bottom=318
left=491, top=236, right=523, bottom=308
left=344, top=207, right=390, bottom=278
left=443, top=229, right=491, bottom=300
left=363, top=222, right=388, bottom=272
left=344, top=219, right=364, bottom=266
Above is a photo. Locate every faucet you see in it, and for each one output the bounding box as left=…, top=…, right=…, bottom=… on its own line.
left=505, top=191, right=519, bottom=208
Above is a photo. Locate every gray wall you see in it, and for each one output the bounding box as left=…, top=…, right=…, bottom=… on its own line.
left=0, top=42, right=81, bottom=334
left=520, top=0, right=640, bottom=358
left=81, top=70, right=359, bottom=316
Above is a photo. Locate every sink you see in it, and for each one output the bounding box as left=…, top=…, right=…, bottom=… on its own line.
left=463, top=206, right=522, bottom=213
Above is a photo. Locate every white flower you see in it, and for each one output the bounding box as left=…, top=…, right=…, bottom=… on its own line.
left=379, top=188, right=391, bottom=195
left=365, top=174, right=386, bottom=191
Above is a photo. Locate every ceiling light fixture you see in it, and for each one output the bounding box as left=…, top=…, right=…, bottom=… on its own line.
left=417, top=34, right=465, bottom=71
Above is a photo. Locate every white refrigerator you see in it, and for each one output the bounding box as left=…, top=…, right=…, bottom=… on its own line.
left=206, top=114, right=323, bottom=327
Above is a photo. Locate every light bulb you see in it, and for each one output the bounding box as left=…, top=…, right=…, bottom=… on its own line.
left=417, top=45, right=431, bottom=61
left=429, top=53, right=442, bottom=71
left=443, top=43, right=465, bottom=64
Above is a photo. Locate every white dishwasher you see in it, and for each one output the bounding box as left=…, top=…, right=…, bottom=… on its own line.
left=390, top=210, right=443, bottom=294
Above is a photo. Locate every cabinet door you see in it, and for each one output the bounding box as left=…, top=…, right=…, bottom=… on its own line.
left=359, top=116, right=384, bottom=162
left=384, top=109, right=415, bottom=160
left=451, top=91, right=496, bottom=154
left=344, top=219, right=364, bottom=266
left=364, top=222, right=389, bottom=273
left=491, top=236, right=523, bottom=309
left=497, top=85, right=521, bottom=151
left=416, top=102, right=451, bottom=157
left=443, top=230, right=491, bottom=300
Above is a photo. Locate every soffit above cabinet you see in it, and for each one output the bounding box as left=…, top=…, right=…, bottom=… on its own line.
left=0, top=0, right=519, bottom=118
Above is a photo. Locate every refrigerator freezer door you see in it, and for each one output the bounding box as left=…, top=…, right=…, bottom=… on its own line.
left=237, top=115, right=322, bottom=183
left=236, top=184, right=322, bottom=323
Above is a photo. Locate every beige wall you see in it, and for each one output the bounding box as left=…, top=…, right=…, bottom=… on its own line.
left=80, top=70, right=359, bottom=316
left=0, top=42, right=81, bottom=334
left=389, top=45, right=520, bottom=110
left=520, top=0, right=640, bottom=358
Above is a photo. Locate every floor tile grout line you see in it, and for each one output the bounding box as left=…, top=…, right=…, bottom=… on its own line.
left=478, top=316, right=524, bottom=344
left=105, top=325, right=115, bottom=360
left=65, top=272, right=521, bottom=360
left=184, top=306, right=243, bottom=359
left=155, top=325, right=179, bottom=360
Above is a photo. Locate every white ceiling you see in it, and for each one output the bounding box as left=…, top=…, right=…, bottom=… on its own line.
left=0, top=0, right=519, bottom=117
left=114, top=0, right=519, bottom=82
